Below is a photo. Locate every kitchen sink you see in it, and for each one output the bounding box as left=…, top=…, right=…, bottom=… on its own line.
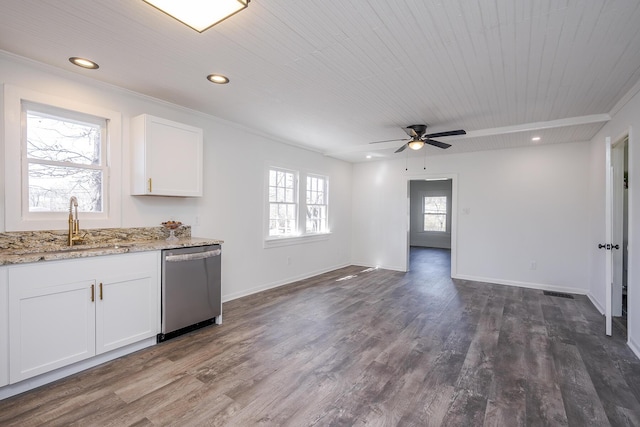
left=9, top=243, right=135, bottom=256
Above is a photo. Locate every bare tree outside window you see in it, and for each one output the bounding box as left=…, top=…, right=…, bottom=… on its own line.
left=306, top=175, right=327, bottom=233
left=423, top=196, right=447, bottom=232
left=26, top=109, right=105, bottom=213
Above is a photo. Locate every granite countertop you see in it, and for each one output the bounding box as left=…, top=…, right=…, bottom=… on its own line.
left=0, top=237, right=223, bottom=266
left=0, top=227, right=223, bottom=266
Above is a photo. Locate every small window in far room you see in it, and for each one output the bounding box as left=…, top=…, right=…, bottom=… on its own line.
left=423, top=196, right=447, bottom=232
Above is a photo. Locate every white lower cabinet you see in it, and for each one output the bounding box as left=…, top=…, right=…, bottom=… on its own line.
left=0, top=267, right=8, bottom=387
left=96, top=270, right=158, bottom=354
left=7, top=252, right=159, bottom=384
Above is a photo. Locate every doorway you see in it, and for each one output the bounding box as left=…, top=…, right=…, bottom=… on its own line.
left=406, top=176, right=457, bottom=275
left=409, top=179, right=452, bottom=249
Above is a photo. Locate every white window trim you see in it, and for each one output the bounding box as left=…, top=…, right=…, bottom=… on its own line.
left=4, top=84, right=122, bottom=231
left=263, top=164, right=331, bottom=248
left=420, top=191, right=451, bottom=235
left=264, top=232, right=331, bottom=248
left=267, top=166, right=299, bottom=238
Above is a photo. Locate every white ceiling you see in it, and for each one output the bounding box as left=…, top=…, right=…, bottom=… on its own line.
left=2, top=0, right=640, bottom=162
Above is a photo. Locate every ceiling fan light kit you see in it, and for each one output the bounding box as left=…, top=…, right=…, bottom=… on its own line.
left=143, top=0, right=250, bottom=32
left=408, top=139, right=424, bottom=150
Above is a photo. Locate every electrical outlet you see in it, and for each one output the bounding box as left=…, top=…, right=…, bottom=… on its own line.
left=530, top=261, right=537, bottom=270
left=194, top=216, right=200, bottom=226
left=287, top=257, right=291, bottom=265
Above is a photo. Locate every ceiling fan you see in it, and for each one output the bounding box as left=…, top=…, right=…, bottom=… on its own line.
left=371, top=124, right=466, bottom=153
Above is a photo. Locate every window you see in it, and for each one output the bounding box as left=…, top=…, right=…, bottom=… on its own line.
left=25, top=104, right=107, bottom=214
left=4, top=85, right=122, bottom=231
left=306, top=175, right=328, bottom=233
left=268, top=168, right=298, bottom=237
left=423, top=196, right=447, bottom=232
left=266, top=166, right=330, bottom=245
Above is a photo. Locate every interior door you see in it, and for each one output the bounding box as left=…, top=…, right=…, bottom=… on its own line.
left=605, top=137, right=613, bottom=336
left=612, top=141, right=626, bottom=317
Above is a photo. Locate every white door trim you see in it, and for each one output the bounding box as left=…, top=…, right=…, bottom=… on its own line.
left=404, top=173, right=458, bottom=277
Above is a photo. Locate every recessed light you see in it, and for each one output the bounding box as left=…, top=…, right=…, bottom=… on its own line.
left=531, top=136, right=541, bottom=141
left=69, top=57, right=99, bottom=69
left=207, top=74, right=230, bottom=84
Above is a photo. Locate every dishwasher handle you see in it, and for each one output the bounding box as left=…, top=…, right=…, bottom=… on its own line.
left=165, top=249, right=221, bottom=262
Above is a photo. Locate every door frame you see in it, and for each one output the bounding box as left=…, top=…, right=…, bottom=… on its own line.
left=404, top=173, right=458, bottom=276
left=606, top=128, right=632, bottom=337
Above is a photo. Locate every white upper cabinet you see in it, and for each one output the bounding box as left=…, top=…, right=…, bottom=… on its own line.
left=131, top=114, right=203, bottom=197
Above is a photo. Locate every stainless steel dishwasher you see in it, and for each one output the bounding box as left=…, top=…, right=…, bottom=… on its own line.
left=158, top=244, right=222, bottom=342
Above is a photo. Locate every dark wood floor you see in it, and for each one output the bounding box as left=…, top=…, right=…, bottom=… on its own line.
left=2, top=247, right=640, bottom=426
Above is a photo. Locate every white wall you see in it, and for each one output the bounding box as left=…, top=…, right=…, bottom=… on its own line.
left=352, top=142, right=591, bottom=294
left=0, top=52, right=353, bottom=301
left=409, top=179, right=452, bottom=249
left=587, top=82, right=640, bottom=354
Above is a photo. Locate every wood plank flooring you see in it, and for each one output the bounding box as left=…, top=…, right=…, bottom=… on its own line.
left=2, top=247, right=640, bottom=426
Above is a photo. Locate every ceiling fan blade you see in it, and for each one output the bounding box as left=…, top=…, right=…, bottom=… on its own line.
left=369, top=138, right=407, bottom=144
left=424, top=129, right=466, bottom=139
left=395, top=144, right=408, bottom=153
left=424, top=139, right=451, bottom=149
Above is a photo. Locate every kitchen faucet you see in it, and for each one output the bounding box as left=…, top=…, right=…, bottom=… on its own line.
left=68, top=196, right=83, bottom=246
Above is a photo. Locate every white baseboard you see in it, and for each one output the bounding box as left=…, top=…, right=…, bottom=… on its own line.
left=0, top=337, right=156, bottom=400
left=587, top=293, right=605, bottom=315
left=222, top=262, right=350, bottom=303
left=452, top=274, right=588, bottom=295
left=628, top=337, right=640, bottom=360
left=349, top=260, right=406, bottom=273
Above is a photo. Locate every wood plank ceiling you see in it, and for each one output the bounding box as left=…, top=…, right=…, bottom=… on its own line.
left=1, top=0, right=640, bottom=162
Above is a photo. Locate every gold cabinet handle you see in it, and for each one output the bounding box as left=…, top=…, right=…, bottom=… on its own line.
left=99, top=282, right=103, bottom=300
left=148, top=178, right=152, bottom=193
left=91, top=284, right=95, bottom=302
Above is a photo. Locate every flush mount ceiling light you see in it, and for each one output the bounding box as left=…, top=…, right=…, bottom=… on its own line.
left=69, top=57, right=99, bottom=69
left=207, top=74, right=230, bottom=84
left=407, top=138, right=425, bottom=150
left=143, top=0, right=250, bottom=33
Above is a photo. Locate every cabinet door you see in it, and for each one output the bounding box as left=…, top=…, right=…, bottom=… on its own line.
left=96, top=270, right=158, bottom=354
left=9, top=278, right=96, bottom=383
left=0, top=267, right=8, bottom=387
left=132, top=114, right=203, bottom=197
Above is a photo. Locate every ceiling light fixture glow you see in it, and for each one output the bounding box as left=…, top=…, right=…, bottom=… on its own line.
left=532, top=136, right=541, bottom=141
left=144, top=0, right=250, bottom=33
left=207, top=74, right=230, bottom=84
left=408, top=139, right=424, bottom=150
left=69, top=57, right=99, bottom=69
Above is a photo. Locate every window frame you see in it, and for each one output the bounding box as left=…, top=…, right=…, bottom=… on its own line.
left=423, top=195, right=448, bottom=233
left=23, top=102, right=109, bottom=218
left=4, top=85, right=122, bottom=231
left=264, top=165, right=331, bottom=248
left=305, top=173, right=329, bottom=234
left=267, top=167, right=299, bottom=238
